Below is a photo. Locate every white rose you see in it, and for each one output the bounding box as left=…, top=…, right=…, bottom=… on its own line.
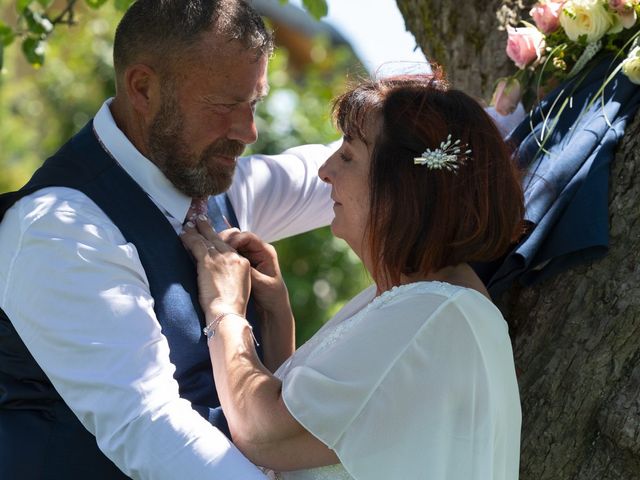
left=560, top=0, right=615, bottom=42
left=621, top=46, right=640, bottom=84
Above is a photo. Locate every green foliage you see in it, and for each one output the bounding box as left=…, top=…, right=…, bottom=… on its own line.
left=0, top=0, right=328, bottom=70
left=21, top=36, right=45, bottom=67
left=0, top=22, right=16, bottom=46
left=0, top=0, right=368, bottom=345
left=278, top=0, right=328, bottom=19
left=114, top=0, right=135, bottom=11
left=85, top=0, right=110, bottom=9
left=0, top=2, right=117, bottom=192
left=301, top=0, right=328, bottom=20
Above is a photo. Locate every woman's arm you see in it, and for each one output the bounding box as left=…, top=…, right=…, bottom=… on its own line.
left=208, top=313, right=338, bottom=471
left=181, top=219, right=339, bottom=470
left=255, top=297, right=295, bottom=373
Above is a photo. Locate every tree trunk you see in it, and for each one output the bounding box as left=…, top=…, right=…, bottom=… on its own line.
left=395, top=1, right=640, bottom=478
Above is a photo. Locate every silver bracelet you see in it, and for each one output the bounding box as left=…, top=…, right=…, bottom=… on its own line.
left=202, top=312, right=259, bottom=346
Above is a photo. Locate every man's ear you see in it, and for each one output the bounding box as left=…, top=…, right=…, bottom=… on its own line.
left=124, top=63, right=161, bottom=121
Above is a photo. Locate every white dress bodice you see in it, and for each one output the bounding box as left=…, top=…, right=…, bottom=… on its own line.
left=270, top=281, right=521, bottom=480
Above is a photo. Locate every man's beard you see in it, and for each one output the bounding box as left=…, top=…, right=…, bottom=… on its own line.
left=148, top=92, right=245, bottom=198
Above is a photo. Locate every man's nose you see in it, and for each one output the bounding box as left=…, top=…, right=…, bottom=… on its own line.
left=227, top=103, right=258, bottom=145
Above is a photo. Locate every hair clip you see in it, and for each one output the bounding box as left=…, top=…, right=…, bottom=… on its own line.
left=413, top=134, right=472, bottom=172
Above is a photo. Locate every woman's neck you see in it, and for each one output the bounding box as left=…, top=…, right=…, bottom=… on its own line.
left=375, top=263, right=491, bottom=300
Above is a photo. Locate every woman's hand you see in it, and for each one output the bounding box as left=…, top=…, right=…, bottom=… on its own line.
left=218, top=228, right=294, bottom=371
left=180, top=217, right=251, bottom=318
left=218, top=228, right=289, bottom=313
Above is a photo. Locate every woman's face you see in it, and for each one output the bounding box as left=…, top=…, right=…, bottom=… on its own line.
left=318, top=132, right=374, bottom=258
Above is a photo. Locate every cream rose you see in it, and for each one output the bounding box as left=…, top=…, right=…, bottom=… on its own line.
left=621, top=46, right=640, bottom=84
left=560, top=0, right=615, bottom=42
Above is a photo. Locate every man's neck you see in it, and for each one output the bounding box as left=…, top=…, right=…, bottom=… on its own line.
left=110, top=96, right=151, bottom=160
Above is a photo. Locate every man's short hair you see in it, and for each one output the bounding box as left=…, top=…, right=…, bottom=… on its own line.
left=113, top=0, right=273, bottom=80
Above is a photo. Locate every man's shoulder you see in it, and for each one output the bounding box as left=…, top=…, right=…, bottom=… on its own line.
left=1, top=187, right=109, bottom=235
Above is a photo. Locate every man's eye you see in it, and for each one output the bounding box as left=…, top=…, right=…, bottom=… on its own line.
left=212, top=104, right=234, bottom=114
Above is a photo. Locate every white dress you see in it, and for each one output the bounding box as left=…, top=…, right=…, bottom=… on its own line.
left=272, top=281, right=521, bottom=480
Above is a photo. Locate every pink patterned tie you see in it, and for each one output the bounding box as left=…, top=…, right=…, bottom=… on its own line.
left=185, top=197, right=208, bottom=224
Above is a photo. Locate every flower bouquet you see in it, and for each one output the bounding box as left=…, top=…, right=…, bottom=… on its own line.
left=492, top=0, right=640, bottom=115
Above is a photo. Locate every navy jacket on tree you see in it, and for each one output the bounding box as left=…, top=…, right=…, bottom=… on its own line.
left=476, top=57, right=640, bottom=297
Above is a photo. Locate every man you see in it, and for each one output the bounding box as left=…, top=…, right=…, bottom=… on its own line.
left=0, top=1, right=333, bottom=478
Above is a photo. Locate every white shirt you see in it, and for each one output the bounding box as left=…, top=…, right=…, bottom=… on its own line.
left=275, top=282, right=521, bottom=480
left=0, top=100, right=334, bottom=480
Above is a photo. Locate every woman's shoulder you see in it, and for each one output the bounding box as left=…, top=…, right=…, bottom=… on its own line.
left=372, top=280, right=501, bottom=318
left=367, top=281, right=510, bottom=348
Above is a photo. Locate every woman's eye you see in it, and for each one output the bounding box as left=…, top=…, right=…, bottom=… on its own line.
left=340, top=152, right=353, bottom=163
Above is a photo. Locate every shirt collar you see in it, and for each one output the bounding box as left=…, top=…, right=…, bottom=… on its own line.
left=93, top=98, right=192, bottom=223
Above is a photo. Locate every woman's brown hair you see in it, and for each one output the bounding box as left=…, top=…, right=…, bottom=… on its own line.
left=333, top=71, right=525, bottom=287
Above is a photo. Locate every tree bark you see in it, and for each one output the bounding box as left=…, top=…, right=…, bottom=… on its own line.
left=395, top=1, right=640, bottom=478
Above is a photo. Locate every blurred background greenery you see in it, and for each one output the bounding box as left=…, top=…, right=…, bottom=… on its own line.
left=0, top=0, right=371, bottom=345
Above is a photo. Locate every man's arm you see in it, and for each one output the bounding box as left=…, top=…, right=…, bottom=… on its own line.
left=0, top=188, right=266, bottom=480
left=229, top=142, right=338, bottom=242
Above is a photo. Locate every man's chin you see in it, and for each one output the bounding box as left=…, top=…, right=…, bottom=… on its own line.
left=193, top=174, right=234, bottom=198
left=205, top=165, right=235, bottom=194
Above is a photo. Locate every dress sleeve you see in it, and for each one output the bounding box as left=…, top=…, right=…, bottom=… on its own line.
left=280, top=291, right=503, bottom=480
left=227, top=142, right=338, bottom=242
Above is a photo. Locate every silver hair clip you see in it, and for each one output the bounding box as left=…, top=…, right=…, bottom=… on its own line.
left=413, top=134, right=471, bottom=172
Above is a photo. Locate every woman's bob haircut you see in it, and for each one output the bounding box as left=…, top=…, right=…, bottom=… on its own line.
left=333, top=71, right=525, bottom=287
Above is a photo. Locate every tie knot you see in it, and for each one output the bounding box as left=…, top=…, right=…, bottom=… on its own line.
left=186, top=197, right=208, bottom=223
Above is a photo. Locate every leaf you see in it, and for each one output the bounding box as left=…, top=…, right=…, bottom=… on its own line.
left=0, top=22, right=16, bottom=47
left=24, top=9, right=54, bottom=35
left=114, top=0, right=135, bottom=11
left=22, top=36, right=46, bottom=67
left=36, top=0, right=55, bottom=7
left=302, top=0, right=328, bottom=20
left=16, top=0, right=32, bottom=14
left=84, top=0, right=109, bottom=9
left=0, top=42, right=4, bottom=71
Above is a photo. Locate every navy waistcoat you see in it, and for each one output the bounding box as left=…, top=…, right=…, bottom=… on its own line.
left=0, top=121, right=261, bottom=479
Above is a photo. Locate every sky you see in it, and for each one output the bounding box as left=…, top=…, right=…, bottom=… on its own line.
left=289, top=0, right=427, bottom=73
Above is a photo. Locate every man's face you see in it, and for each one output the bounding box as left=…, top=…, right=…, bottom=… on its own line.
left=148, top=38, right=269, bottom=198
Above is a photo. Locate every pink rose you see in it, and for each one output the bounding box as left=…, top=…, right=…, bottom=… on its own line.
left=609, top=0, right=638, bottom=28
left=506, top=26, right=546, bottom=69
left=618, top=8, right=637, bottom=28
left=491, top=77, right=522, bottom=116
left=608, top=0, right=627, bottom=11
left=530, top=1, right=564, bottom=34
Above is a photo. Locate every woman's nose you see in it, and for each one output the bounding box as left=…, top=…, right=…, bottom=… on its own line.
left=318, top=155, right=334, bottom=184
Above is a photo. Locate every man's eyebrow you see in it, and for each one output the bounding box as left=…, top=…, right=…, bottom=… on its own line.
left=202, top=87, right=270, bottom=104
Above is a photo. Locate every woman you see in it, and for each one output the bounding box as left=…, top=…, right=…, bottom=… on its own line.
left=181, top=72, right=525, bottom=479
